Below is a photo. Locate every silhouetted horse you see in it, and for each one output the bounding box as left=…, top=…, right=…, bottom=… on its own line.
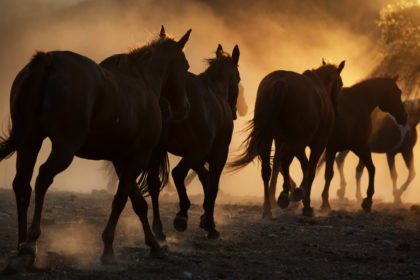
left=330, top=98, right=419, bottom=204
left=319, top=77, right=407, bottom=213
left=0, top=26, right=191, bottom=272
left=146, top=45, right=240, bottom=240
left=230, top=60, right=345, bottom=218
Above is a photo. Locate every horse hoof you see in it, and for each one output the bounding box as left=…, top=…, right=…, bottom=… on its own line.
left=101, top=254, right=117, bottom=265
left=361, top=198, right=372, bottom=212
left=302, top=207, right=314, bottom=217
left=320, top=202, right=331, bottom=213
left=3, top=253, right=35, bottom=274
left=336, top=189, right=345, bottom=199
left=207, top=229, right=220, bottom=239
left=149, top=246, right=167, bottom=259
left=262, top=211, right=273, bottom=220
left=277, top=192, right=290, bottom=209
left=173, top=213, right=188, bottom=232
left=291, top=187, right=305, bottom=202
left=153, top=224, right=166, bottom=241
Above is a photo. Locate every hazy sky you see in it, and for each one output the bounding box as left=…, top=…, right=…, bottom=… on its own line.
left=0, top=0, right=417, bottom=203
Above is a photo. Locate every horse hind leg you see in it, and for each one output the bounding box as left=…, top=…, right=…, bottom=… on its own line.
left=396, top=149, right=415, bottom=204
left=335, top=150, right=349, bottom=199
left=12, top=136, right=43, bottom=247
left=320, top=149, right=336, bottom=212
left=276, top=150, right=294, bottom=209
left=355, top=147, right=375, bottom=212
left=200, top=148, right=229, bottom=239
left=386, top=153, right=399, bottom=204
left=269, top=145, right=281, bottom=208
left=259, top=140, right=273, bottom=219
left=355, top=159, right=364, bottom=202
left=16, top=140, right=75, bottom=268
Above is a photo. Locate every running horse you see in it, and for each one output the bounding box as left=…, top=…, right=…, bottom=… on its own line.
left=145, top=44, right=240, bottom=240
left=1, top=26, right=191, bottom=272
left=319, top=77, right=407, bottom=212
left=331, top=98, right=419, bottom=204
left=230, top=60, right=345, bottom=218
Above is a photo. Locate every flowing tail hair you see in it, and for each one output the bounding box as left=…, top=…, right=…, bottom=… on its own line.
left=137, top=99, right=170, bottom=195
left=0, top=51, right=51, bottom=162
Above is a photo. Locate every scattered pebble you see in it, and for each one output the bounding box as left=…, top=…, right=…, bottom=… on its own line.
left=0, top=212, right=9, bottom=218
left=183, top=271, right=193, bottom=279
left=345, top=227, right=357, bottom=235
left=267, top=233, right=279, bottom=238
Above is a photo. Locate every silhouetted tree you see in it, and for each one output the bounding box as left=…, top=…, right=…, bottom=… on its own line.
left=373, top=0, right=420, bottom=97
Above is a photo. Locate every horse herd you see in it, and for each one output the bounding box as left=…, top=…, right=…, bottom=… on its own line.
left=0, top=26, right=417, bottom=272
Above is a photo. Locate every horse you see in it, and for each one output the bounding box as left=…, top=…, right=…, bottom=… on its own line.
left=144, top=44, right=240, bottom=240
left=229, top=59, right=345, bottom=218
left=319, top=77, right=407, bottom=213
left=0, top=26, right=191, bottom=272
left=329, top=98, right=420, bottom=204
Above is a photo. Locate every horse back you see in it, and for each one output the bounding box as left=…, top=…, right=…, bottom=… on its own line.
left=255, top=70, right=333, bottom=145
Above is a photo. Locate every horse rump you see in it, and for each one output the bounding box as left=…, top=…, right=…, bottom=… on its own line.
left=0, top=51, right=51, bottom=161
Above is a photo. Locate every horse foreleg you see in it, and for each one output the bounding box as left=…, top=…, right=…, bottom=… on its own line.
left=355, top=148, right=375, bottom=212
left=101, top=178, right=129, bottom=264
left=172, top=158, right=191, bottom=232
left=335, top=150, right=349, bottom=199
left=200, top=149, right=228, bottom=239
left=355, top=159, right=364, bottom=202
left=129, top=188, right=162, bottom=258
left=149, top=170, right=166, bottom=241
left=321, top=149, right=336, bottom=212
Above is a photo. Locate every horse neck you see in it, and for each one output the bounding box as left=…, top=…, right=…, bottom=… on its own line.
left=145, top=61, right=168, bottom=98
left=349, top=82, right=385, bottom=114
left=202, top=72, right=229, bottom=100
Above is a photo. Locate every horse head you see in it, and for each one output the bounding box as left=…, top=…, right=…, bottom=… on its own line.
left=154, top=26, right=192, bottom=121
left=378, top=76, right=407, bottom=125
left=207, top=44, right=241, bottom=120
left=313, top=59, right=345, bottom=111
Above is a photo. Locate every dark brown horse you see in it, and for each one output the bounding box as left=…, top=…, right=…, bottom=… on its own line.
left=0, top=26, right=191, bottom=272
left=319, top=77, right=407, bottom=212
left=331, top=98, right=420, bottom=204
left=145, top=45, right=240, bottom=240
left=230, top=60, right=345, bottom=218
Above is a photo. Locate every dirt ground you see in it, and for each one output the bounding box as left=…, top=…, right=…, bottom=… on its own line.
left=0, top=188, right=420, bottom=280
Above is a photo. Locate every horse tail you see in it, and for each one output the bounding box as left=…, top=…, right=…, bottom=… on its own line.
left=228, top=79, right=284, bottom=171
left=137, top=100, right=170, bottom=196
left=0, top=51, right=51, bottom=161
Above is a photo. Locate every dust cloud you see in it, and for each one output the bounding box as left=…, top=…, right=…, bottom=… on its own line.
left=0, top=0, right=417, bottom=205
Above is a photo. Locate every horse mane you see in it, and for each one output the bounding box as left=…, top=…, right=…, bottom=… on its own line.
left=127, top=36, right=176, bottom=61
left=203, top=51, right=235, bottom=80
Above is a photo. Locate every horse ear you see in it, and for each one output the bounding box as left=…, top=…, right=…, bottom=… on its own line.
left=232, top=45, right=240, bottom=66
left=392, top=74, right=399, bottom=82
left=216, top=44, right=223, bottom=58
left=177, top=29, right=192, bottom=49
left=322, top=58, right=326, bottom=65
left=160, top=25, right=166, bottom=38
left=337, top=60, right=345, bottom=74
